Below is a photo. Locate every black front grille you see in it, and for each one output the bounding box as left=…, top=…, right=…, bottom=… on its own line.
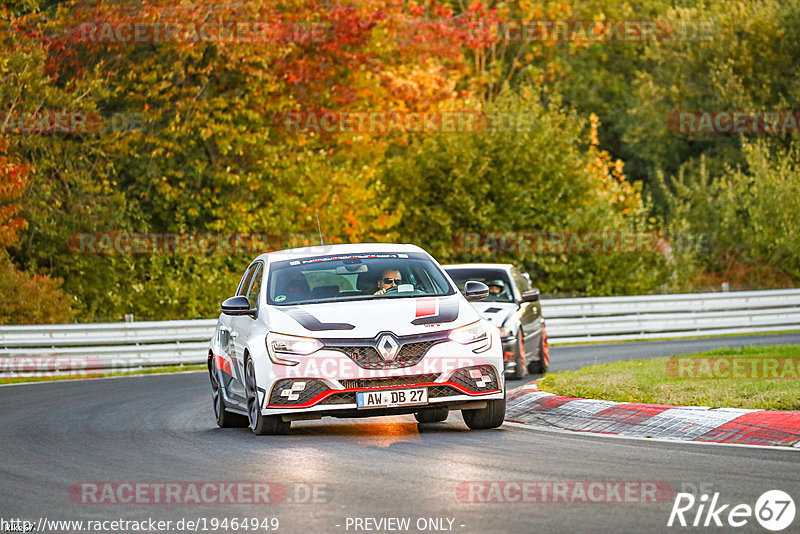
left=339, top=373, right=440, bottom=389
left=335, top=340, right=440, bottom=370
left=322, top=331, right=451, bottom=370
left=449, top=365, right=499, bottom=392
left=268, top=379, right=329, bottom=406
left=429, top=385, right=461, bottom=398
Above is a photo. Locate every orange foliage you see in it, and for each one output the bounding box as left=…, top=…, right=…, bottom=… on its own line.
left=585, top=113, right=639, bottom=214
left=0, top=254, right=78, bottom=324
left=0, top=139, right=29, bottom=247
left=689, top=252, right=795, bottom=292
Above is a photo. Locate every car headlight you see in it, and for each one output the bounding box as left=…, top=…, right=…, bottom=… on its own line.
left=266, top=332, right=322, bottom=366
left=498, top=326, right=514, bottom=338
left=449, top=321, right=492, bottom=352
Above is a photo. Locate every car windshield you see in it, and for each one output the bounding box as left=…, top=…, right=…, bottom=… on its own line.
left=267, top=252, right=455, bottom=305
left=446, top=268, right=515, bottom=303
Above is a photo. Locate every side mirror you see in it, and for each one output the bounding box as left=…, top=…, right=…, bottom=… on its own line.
left=521, top=289, right=540, bottom=303
left=221, top=295, right=255, bottom=316
left=464, top=281, right=490, bottom=302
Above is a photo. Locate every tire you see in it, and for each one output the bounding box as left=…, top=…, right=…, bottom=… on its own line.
left=245, top=357, right=291, bottom=436
left=510, top=331, right=526, bottom=380
left=527, top=331, right=549, bottom=375
left=414, top=407, right=449, bottom=424
left=209, top=357, right=247, bottom=428
left=462, top=394, right=506, bottom=430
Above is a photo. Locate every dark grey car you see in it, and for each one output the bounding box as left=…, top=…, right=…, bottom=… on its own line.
left=444, top=263, right=548, bottom=379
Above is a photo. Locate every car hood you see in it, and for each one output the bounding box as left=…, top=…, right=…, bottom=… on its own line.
left=265, top=294, right=480, bottom=339
left=468, top=301, right=517, bottom=327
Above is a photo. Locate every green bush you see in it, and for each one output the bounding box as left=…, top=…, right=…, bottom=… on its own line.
left=383, top=89, right=669, bottom=296
left=659, top=139, right=800, bottom=289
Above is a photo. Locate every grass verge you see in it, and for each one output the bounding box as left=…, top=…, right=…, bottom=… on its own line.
left=0, top=364, right=207, bottom=385
left=538, top=345, right=800, bottom=410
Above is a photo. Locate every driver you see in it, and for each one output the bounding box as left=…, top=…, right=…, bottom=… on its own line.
left=486, top=279, right=506, bottom=297
left=374, top=268, right=403, bottom=295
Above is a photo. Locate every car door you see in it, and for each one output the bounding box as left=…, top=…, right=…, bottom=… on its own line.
left=237, top=261, right=264, bottom=367
left=227, top=262, right=262, bottom=398
left=511, top=267, right=542, bottom=357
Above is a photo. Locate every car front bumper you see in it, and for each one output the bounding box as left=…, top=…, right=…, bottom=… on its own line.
left=261, top=363, right=504, bottom=417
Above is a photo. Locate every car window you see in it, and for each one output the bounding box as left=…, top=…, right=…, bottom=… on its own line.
left=511, top=267, right=532, bottom=294
left=445, top=268, right=515, bottom=303
left=305, top=270, right=356, bottom=291
left=236, top=263, right=258, bottom=297
left=247, top=263, right=263, bottom=309
left=267, top=252, right=455, bottom=305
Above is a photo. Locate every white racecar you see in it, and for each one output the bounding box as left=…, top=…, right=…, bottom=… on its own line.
left=208, top=243, right=506, bottom=435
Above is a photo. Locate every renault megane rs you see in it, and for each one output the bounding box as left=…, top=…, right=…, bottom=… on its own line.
left=208, top=243, right=506, bottom=435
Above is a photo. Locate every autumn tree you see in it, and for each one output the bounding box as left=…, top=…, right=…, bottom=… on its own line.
left=5, top=0, right=478, bottom=319
left=0, top=138, right=77, bottom=324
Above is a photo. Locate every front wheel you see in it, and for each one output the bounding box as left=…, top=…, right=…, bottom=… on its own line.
left=245, top=358, right=291, bottom=435
left=527, top=331, right=549, bottom=375
left=462, top=396, right=506, bottom=430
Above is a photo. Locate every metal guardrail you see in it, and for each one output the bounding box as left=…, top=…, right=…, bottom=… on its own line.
left=543, top=288, right=800, bottom=343
left=0, top=320, right=217, bottom=347
left=0, top=320, right=217, bottom=376
left=1, top=289, right=799, bottom=376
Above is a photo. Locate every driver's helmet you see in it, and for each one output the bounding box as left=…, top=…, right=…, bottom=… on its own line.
left=486, top=279, right=506, bottom=294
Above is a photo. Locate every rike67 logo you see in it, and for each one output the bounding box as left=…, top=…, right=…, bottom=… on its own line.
left=668, top=490, right=795, bottom=531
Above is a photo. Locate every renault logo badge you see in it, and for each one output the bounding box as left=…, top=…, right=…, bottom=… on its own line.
left=376, top=334, right=400, bottom=362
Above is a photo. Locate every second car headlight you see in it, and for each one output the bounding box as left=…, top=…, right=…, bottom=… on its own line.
left=449, top=321, right=492, bottom=352
left=266, top=332, right=323, bottom=365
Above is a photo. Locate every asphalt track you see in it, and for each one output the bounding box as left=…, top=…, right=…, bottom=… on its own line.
left=1, top=335, right=799, bottom=533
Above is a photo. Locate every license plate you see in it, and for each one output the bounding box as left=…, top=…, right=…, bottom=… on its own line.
left=356, top=387, right=428, bottom=409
